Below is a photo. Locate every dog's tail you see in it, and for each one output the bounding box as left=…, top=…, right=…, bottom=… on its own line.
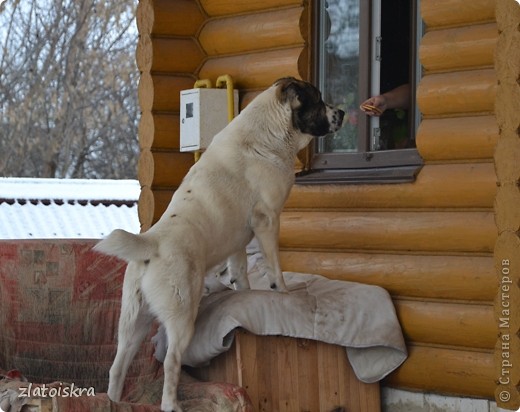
left=94, top=229, right=158, bottom=262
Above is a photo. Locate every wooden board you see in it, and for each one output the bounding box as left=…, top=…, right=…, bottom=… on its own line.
left=189, top=330, right=381, bottom=412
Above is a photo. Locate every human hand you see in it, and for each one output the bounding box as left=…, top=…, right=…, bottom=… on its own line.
left=360, top=95, right=387, bottom=116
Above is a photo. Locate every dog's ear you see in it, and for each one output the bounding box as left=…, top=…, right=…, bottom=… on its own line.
left=275, top=77, right=303, bottom=110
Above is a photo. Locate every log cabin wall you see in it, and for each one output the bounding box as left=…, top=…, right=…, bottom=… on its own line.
left=494, top=0, right=520, bottom=409
left=282, top=0, right=500, bottom=401
left=136, top=0, right=308, bottom=230
left=136, top=0, right=205, bottom=230
left=135, top=0, right=517, bottom=406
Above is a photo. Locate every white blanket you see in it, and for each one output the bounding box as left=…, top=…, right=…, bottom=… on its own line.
left=178, top=270, right=407, bottom=383
left=153, top=242, right=407, bottom=383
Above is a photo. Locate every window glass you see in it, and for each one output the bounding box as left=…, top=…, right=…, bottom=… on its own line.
left=316, top=0, right=415, bottom=154
left=317, top=0, right=360, bottom=153
left=303, top=0, right=422, bottom=183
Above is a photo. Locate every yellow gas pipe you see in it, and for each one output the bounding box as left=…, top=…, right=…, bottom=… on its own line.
left=216, top=74, right=235, bottom=123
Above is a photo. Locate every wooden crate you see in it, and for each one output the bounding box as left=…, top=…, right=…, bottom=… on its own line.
left=189, top=330, right=380, bottom=412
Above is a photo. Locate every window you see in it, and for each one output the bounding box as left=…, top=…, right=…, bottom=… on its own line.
left=298, top=0, right=423, bottom=184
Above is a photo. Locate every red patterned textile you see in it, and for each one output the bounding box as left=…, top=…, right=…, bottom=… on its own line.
left=0, top=240, right=252, bottom=411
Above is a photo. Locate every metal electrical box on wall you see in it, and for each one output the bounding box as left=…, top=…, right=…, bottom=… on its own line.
left=180, top=88, right=239, bottom=152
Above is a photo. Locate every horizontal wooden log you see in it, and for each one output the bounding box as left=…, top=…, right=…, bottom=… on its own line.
left=198, top=48, right=302, bottom=89
left=495, top=134, right=520, bottom=184
left=416, top=116, right=498, bottom=161
left=145, top=163, right=495, bottom=215
left=494, top=17, right=520, bottom=128
left=494, top=14, right=520, bottom=178
left=495, top=1, right=520, bottom=190
left=280, top=252, right=496, bottom=301
left=138, top=111, right=154, bottom=150
left=136, top=34, right=152, bottom=72
left=151, top=188, right=179, bottom=223
left=199, top=7, right=304, bottom=56
left=385, top=345, right=495, bottom=398
left=495, top=346, right=520, bottom=410
left=138, top=72, right=154, bottom=113
left=421, top=0, right=495, bottom=29
left=394, top=300, right=495, bottom=350
left=141, top=165, right=496, bottom=216
left=279, top=211, right=496, bottom=253
left=494, top=231, right=520, bottom=332
left=138, top=149, right=192, bottom=191
left=495, top=184, right=520, bottom=232
left=138, top=151, right=193, bottom=226
left=137, top=185, right=154, bottom=232
left=420, top=23, right=497, bottom=72
left=136, top=0, right=153, bottom=35
left=494, top=3, right=520, bottom=406
left=200, top=0, right=303, bottom=17
left=150, top=151, right=194, bottom=188
left=139, top=73, right=195, bottom=112
left=143, top=190, right=176, bottom=228
left=417, top=69, right=496, bottom=116
left=494, top=329, right=520, bottom=409
left=139, top=38, right=204, bottom=73
left=496, top=0, right=520, bottom=32
left=138, top=112, right=180, bottom=151
left=137, top=0, right=204, bottom=37
left=137, top=148, right=154, bottom=187
left=287, top=163, right=496, bottom=209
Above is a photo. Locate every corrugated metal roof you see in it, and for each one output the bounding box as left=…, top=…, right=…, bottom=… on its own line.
left=0, top=178, right=140, bottom=239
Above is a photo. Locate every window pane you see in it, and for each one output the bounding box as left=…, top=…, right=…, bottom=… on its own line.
left=317, top=0, right=360, bottom=153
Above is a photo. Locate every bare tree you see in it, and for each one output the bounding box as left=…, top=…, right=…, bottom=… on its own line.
left=0, top=0, right=139, bottom=179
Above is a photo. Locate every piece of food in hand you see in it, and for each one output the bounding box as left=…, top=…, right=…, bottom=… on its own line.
left=360, top=103, right=383, bottom=115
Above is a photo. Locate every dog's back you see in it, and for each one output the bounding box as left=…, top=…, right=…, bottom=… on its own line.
left=97, top=83, right=298, bottom=271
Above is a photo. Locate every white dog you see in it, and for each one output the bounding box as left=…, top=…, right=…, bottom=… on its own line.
left=94, top=77, right=344, bottom=411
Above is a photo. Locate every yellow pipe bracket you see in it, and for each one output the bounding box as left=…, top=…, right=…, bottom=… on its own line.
left=216, top=74, right=235, bottom=123
left=193, top=79, right=212, bottom=89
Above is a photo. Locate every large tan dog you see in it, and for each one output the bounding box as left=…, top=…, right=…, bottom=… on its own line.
left=94, top=77, right=344, bottom=411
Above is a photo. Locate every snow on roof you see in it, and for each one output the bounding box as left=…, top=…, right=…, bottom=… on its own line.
left=0, top=177, right=140, bottom=202
left=0, top=178, right=140, bottom=239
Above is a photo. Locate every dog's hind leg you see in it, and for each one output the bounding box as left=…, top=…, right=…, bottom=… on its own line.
left=226, top=249, right=250, bottom=290
left=159, top=314, right=197, bottom=412
left=108, top=262, right=154, bottom=402
left=142, top=259, right=205, bottom=412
